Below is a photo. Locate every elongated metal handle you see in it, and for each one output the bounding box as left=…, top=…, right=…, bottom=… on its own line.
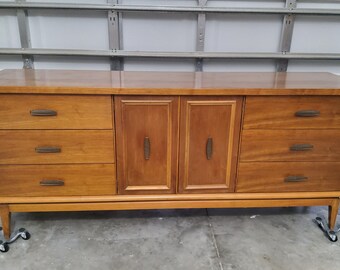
left=30, top=109, right=57, bottom=116
left=35, top=146, right=61, bottom=153
left=144, top=137, right=150, bottom=160
left=206, top=137, right=213, bottom=160
left=284, top=176, right=308, bottom=182
left=295, top=110, right=320, bottom=117
left=40, top=180, right=64, bottom=186
left=290, top=144, right=314, bottom=151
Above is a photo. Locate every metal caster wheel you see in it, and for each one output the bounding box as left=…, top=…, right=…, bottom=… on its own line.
left=314, top=216, right=339, bottom=243
left=327, top=231, right=338, bottom=242
left=0, top=241, right=9, bottom=253
left=6, top=228, right=31, bottom=245
left=19, top=229, right=30, bottom=240
left=0, top=227, right=31, bottom=253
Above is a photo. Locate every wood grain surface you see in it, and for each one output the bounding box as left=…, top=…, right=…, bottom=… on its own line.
left=178, top=97, right=243, bottom=193
left=244, top=96, right=340, bottom=129
left=241, top=130, right=340, bottom=162
left=0, top=70, right=340, bottom=95
left=0, top=205, right=11, bottom=239
left=115, top=96, right=179, bottom=194
left=0, top=94, right=113, bottom=129
left=0, top=130, right=115, bottom=164
left=237, top=162, right=340, bottom=192
left=0, top=164, right=116, bottom=196
left=1, top=192, right=340, bottom=204
left=7, top=198, right=336, bottom=213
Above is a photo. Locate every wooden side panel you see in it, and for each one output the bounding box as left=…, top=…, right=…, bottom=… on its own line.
left=0, top=95, right=113, bottom=129
left=179, top=97, right=242, bottom=193
left=244, top=97, right=340, bottom=129
left=237, top=162, right=340, bottom=192
left=0, top=164, right=116, bottom=196
left=241, top=130, right=340, bottom=162
left=0, top=130, right=115, bottom=164
left=115, top=96, right=179, bottom=194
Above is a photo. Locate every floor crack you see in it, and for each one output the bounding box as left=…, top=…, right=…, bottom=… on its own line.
left=206, top=209, right=224, bottom=270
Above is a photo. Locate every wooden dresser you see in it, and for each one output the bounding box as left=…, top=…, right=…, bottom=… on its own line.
left=0, top=69, right=339, bottom=241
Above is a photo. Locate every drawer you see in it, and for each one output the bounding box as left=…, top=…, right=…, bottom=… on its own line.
left=237, top=162, right=340, bottom=192
left=241, top=130, right=340, bottom=162
left=0, top=130, right=114, bottom=164
left=0, top=164, right=116, bottom=196
left=0, top=95, right=113, bottom=129
left=244, top=97, right=340, bottom=129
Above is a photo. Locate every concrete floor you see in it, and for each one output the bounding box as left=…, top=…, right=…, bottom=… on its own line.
left=0, top=206, right=339, bottom=270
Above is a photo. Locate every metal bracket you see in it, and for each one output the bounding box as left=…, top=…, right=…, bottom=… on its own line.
left=313, top=216, right=340, bottom=242
left=16, top=0, right=34, bottom=69
left=277, top=0, right=296, bottom=72
left=108, top=0, right=123, bottom=70
left=0, top=227, right=31, bottom=253
left=196, top=0, right=208, bottom=71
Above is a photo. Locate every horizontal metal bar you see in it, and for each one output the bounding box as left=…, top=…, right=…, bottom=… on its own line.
left=1, top=48, right=340, bottom=60
left=111, top=6, right=340, bottom=16
left=0, top=48, right=112, bottom=57
left=299, top=0, right=340, bottom=2
left=0, top=2, right=112, bottom=10
left=115, top=51, right=340, bottom=60
left=0, top=2, right=340, bottom=16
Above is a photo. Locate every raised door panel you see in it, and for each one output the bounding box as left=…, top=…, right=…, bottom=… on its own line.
left=115, top=96, right=179, bottom=194
left=179, top=97, right=243, bottom=193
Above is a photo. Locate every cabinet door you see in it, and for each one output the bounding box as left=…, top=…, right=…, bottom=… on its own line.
left=115, top=96, right=179, bottom=194
left=179, top=97, right=243, bottom=193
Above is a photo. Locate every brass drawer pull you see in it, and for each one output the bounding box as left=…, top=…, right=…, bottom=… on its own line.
left=35, top=146, right=61, bottom=153
left=144, top=137, right=150, bottom=160
left=206, top=137, right=213, bottom=160
left=284, top=176, right=308, bottom=182
left=30, top=109, right=57, bottom=116
left=40, top=180, right=64, bottom=186
left=290, top=144, right=314, bottom=151
left=295, top=110, right=320, bottom=117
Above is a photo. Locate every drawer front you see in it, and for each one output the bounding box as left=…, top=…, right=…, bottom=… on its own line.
left=0, top=130, right=114, bottom=164
left=244, top=97, right=340, bottom=129
left=241, top=130, right=340, bottom=162
left=0, top=95, right=113, bottom=129
left=0, top=164, right=116, bottom=196
left=237, top=162, right=340, bottom=192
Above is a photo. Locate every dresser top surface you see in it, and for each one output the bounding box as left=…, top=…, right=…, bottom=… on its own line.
left=0, top=69, right=340, bottom=95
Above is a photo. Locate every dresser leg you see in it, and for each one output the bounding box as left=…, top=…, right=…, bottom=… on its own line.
left=0, top=205, right=11, bottom=240
left=329, top=198, right=340, bottom=230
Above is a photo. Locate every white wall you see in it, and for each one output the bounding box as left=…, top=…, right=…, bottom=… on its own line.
left=1, top=0, right=340, bottom=73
